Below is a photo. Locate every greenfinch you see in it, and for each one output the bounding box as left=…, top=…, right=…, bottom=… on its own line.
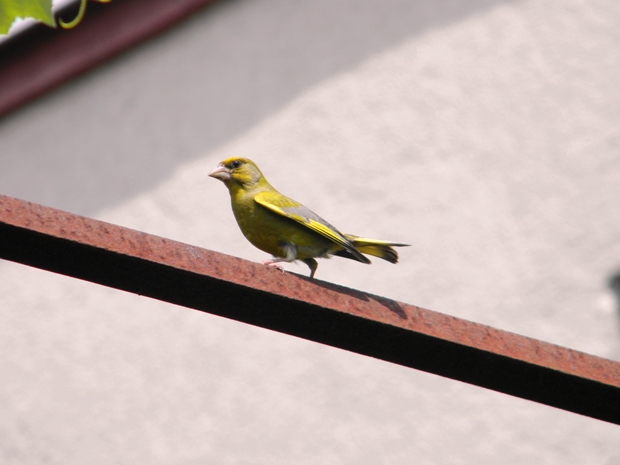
left=209, top=158, right=409, bottom=278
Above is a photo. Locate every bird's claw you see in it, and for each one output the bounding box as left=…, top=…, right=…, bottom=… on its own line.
left=262, top=260, right=285, bottom=273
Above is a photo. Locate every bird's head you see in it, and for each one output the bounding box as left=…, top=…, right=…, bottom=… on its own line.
left=209, top=158, right=265, bottom=188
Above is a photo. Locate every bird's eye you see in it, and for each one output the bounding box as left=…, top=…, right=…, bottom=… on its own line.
left=230, top=160, right=242, bottom=169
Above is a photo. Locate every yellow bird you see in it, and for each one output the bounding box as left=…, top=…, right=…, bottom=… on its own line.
left=209, top=158, right=409, bottom=278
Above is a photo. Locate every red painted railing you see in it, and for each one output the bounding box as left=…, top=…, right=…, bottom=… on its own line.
left=1, top=194, right=619, bottom=425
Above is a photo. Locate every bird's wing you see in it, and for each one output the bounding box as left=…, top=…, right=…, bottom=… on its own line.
left=254, top=191, right=370, bottom=263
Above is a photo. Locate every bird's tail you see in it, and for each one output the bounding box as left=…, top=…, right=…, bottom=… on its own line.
left=343, top=234, right=410, bottom=264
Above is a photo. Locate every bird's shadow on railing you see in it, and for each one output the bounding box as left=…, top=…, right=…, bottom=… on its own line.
left=294, top=272, right=409, bottom=321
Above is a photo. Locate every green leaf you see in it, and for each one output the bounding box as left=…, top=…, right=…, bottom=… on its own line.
left=0, top=0, right=56, bottom=35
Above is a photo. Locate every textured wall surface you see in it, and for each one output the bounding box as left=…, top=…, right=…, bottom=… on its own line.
left=1, top=0, right=620, bottom=463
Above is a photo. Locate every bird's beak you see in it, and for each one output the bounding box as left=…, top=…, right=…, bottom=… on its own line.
left=209, top=163, right=231, bottom=181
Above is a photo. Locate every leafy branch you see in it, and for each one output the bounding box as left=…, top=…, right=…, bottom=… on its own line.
left=0, top=0, right=111, bottom=35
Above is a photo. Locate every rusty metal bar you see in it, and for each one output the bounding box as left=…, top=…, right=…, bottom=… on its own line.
left=0, top=0, right=219, bottom=119
left=0, top=194, right=619, bottom=425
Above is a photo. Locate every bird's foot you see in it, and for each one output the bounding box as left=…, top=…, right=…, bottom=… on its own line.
left=262, top=260, right=285, bottom=273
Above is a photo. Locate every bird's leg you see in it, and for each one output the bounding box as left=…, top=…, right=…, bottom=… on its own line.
left=262, top=244, right=296, bottom=274
left=301, top=258, right=318, bottom=278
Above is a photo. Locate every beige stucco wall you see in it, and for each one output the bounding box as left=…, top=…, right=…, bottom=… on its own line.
left=1, top=0, right=619, bottom=463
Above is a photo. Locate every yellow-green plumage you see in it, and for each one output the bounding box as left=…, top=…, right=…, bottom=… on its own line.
left=209, top=157, right=408, bottom=278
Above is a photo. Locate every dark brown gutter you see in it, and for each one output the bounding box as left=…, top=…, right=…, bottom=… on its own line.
left=0, top=0, right=218, bottom=119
